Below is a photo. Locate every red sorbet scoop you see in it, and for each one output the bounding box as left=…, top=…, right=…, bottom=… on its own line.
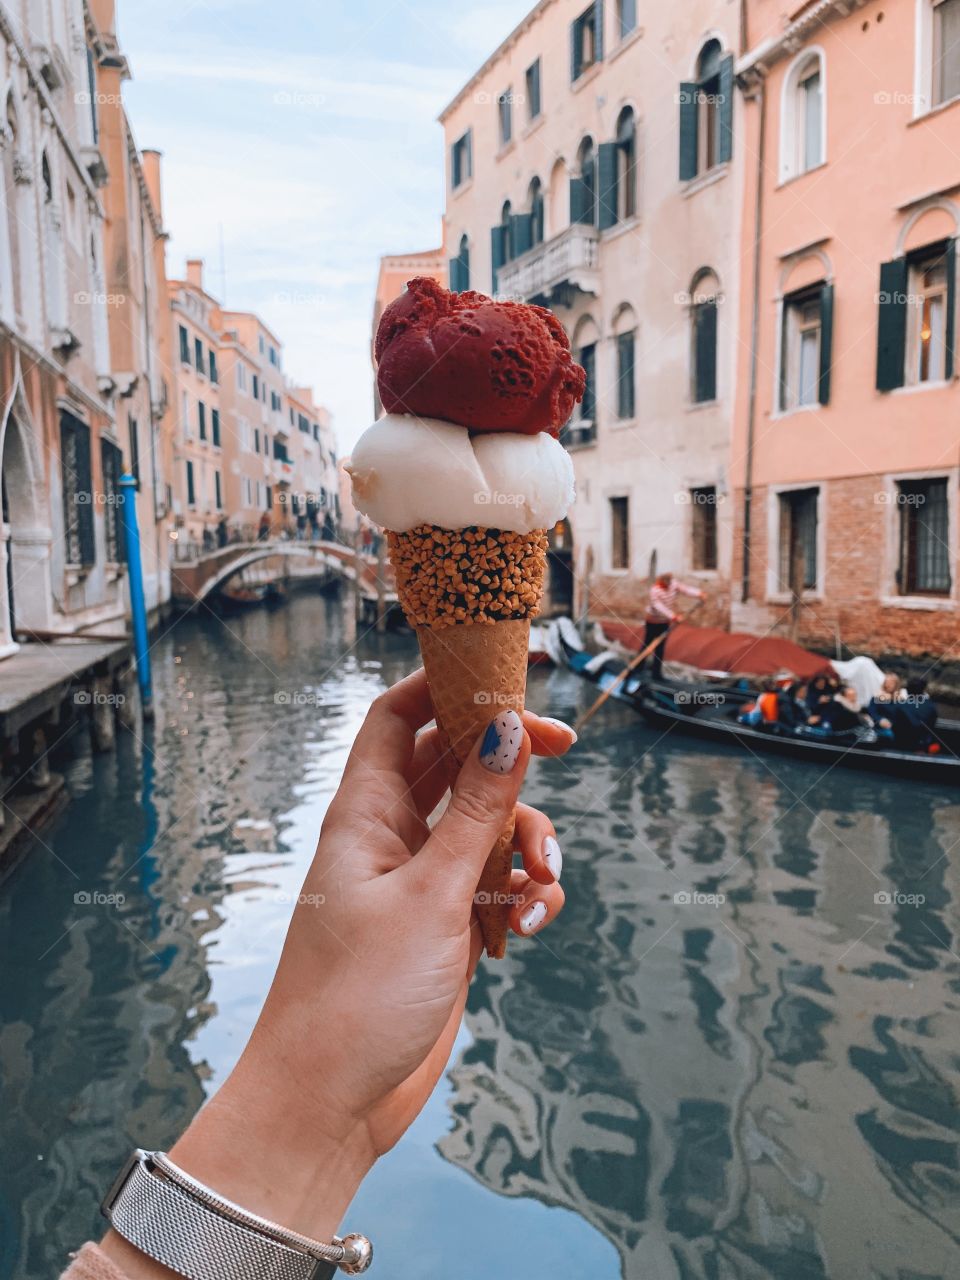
left=375, top=277, right=586, bottom=436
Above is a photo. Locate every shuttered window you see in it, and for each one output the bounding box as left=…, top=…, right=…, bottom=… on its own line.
left=610, top=496, right=629, bottom=570
left=616, top=330, right=636, bottom=418
left=198, top=401, right=206, bottom=441
left=934, top=0, right=960, bottom=106
left=186, top=459, right=195, bottom=507
left=897, top=478, right=951, bottom=595
left=128, top=415, right=140, bottom=486
left=60, top=412, right=95, bottom=567
left=571, top=1, right=603, bottom=83
left=692, top=298, right=718, bottom=403
left=178, top=324, right=190, bottom=365
left=579, top=343, right=597, bottom=423
left=691, top=488, right=718, bottom=571
left=525, top=59, right=542, bottom=119
left=778, top=488, right=819, bottom=592
left=450, top=236, right=470, bottom=292
left=215, top=470, right=223, bottom=511
left=451, top=130, right=472, bottom=188
left=497, top=91, right=512, bottom=147
left=876, top=241, right=956, bottom=391
left=680, top=44, right=733, bottom=180
left=780, top=285, right=834, bottom=410
left=194, top=337, right=204, bottom=373
left=618, top=0, right=636, bottom=38
left=209, top=350, right=218, bottom=383
left=212, top=408, right=221, bottom=447
left=101, top=439, right=124, bottom=564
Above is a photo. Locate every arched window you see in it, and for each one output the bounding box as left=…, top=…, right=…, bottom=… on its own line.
left=780, top=51, right=825, bottom=181
left=528, top=177, right=544, bottom=246
left=571, top=315, right=599, bottom=440
left=450, top=234, right=470, bottom=292
left=615, top=107, right=637, bottom=220
left=689, top=269, right=719, bottom=403
left=613, top=304, right=637, bottom=419
left=572, top=137, right=596, bottom=225
left=500, top=200, right=513, bottom=262
left=679, top=39, right=733, bottom=180
left=696, top=41, right=722, bottom=172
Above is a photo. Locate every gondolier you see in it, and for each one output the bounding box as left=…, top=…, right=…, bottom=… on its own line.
left=644, top=573, right=705, bottom=679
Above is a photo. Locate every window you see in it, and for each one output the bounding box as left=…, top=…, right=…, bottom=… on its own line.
left=252, top=373, right=260, bottom=400
left=258, top=334, right=265, bottom=354
left=209, top=349, right=218, bottom=383
left=571, top=136, right=597, bottom=224
left=571, top=2, right=602, bottom=82
left=781, top=279, right=834, bottom=408
left=254, top=428, right=260, bottom=453
left=934, top=0, right=960, bottom=106
left=179, top=324, right=190, bottom=365
left=451, top=130, right=472, bottom=188
left=691, top=488, right=718, bottom=571
left=236, top=361, right=246, bottom=392
left=781, top=52, right=825, bottom=181
left=128, top=415, right=140, bottom=486
left=186, top=459, right=195, bottom=507
left=579, top=342, right=597, bottom=423
left=181, top=390, right=190, bottom=438
left=778, top=488, right=818, bottom=593
left=264, top=433, right=270, bottom=454
left=212, top=408, right=221, bottom=447
left=897, top=478, right=951, bottom=594
left=690, top=271, right=719, bottom=403
left=298, top=413, right=310, bottom=433
left=273, top=439, right=290, bottom=463
left=198, top=401, right=207, bottom=441
left=266, top=485, right=272, bottom=509
left=272, top=391, right=282, bottom=412
left=529, top=178, right=545, bottom=246
left=101, top=440, right=124, bottom=563
left=215, top=470, right=223, bottom=510
left=525, top=58, right=542, bottom=120
left=269, top=345, right=278, bottom=367
left=618, top=0, right=636, bottom=38
left=610, top=496, right=629, bottom=570
left=498, top=91, right=512, bottom=147
left=60, top=412, right=95, bottom=566
left=616, top=329, right=636, bottom=418
left=313, top=423, right=320, bottom=441
left=679, top=40, right=734, bottom=180
left=450, top=235, right=470, bottom=292
left=194, top=337, right=204, bottom=373
left=615, top=106, right=636, bottom=220
left=877, top=242, right=956, bottom=390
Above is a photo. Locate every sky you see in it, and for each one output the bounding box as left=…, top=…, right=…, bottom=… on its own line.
left=118, top=0, right=534, bottom=454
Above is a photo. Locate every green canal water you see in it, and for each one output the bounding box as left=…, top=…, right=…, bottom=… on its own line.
left=2, top=592, right=959, bottom=1279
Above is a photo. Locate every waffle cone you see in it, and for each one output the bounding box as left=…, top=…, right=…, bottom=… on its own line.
left=417, top=620, right=530, bottom=958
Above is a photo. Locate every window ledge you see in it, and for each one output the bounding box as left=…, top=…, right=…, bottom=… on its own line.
left=908, top=94, right=960, bottom=126
left=766, top=590, right=822, bottom=605
left=609, top=416, right=637, bottom=430
left=686, top=398, right=721, bottom=413
left=880, top=594, right=956, bottom=612
left=609, top=26, right=644, bottom=63
left=892, top=378, right=952, bottom=395
left=770, top=403, right=822, bottom=421
left=605, top=566, right=631, bottom=576
left=449, top=177, right=474, bottom=201
left=571, top=62, right=603, bottom=95
left=776, top=160, right=827, bottom=190
left=521, top=114, right=544, bottom=141
left=681, top=164, right=729, bottom=198
left=64, top=567, right=90, bottom=586
left=601, top=216, right=641, bottom=244
left=496, top=138, right=516, bottom=161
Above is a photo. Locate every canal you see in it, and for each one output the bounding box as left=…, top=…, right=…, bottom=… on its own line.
left=2, top=591, right=959, bottom=1280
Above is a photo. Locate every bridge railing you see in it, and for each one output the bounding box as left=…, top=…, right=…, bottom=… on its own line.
left=172, top=526, right=353, bottom=563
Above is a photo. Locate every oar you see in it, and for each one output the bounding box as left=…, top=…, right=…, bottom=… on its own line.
left=575, top=601, right=704, bottom=732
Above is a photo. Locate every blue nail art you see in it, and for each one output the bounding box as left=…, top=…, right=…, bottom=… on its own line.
left=480, top=710, right=523, bottom=774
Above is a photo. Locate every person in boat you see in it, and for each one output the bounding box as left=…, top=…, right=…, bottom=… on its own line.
left=893, top=677, right=939, bottom=752
left=778, top=681, right=810, bottom=729
left=738, top=680, right=780, bottom=726
left=865, top=673, right=903, bottom=742
left=643, top=572, right=706, bottom=680
left=804, top=673, right=837, bottom=720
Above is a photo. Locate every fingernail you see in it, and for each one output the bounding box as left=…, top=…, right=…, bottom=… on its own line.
left=519, top=900, right=548, bottom=935
left=543, top=835, right=562, bottom=881
left=542, top=716, right=578, bottom=743
left=479, top=710, right=523, bottom=774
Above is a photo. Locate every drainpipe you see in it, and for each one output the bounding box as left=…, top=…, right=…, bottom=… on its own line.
left=741, top=71, right=766, bottom=605
left=121, top=472, right=153, bottom=717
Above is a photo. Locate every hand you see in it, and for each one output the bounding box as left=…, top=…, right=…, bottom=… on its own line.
left=102, top=671, right=573, bottom=1276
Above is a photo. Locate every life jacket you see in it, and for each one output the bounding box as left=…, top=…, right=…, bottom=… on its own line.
left=758, top=691, right=779, bottom=722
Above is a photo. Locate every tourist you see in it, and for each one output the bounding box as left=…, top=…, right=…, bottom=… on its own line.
left=824, top=684, right=868, bottom=734
left=642, top=572, right=706, bottom=681
left=257, top=512, right=271, bottom=542
left=216, top=516, right=228, bottom=548
left=738, top=679, right=779, bottom=726
left=59, top=671, right=575, bottom=1280
left=894, top=677, right=939, bottom=752
left=778, top=681, right=810, bottom=729
left=865, top=672, right=902, bottom=742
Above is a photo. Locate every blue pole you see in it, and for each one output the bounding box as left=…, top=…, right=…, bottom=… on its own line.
left=119, top=473, right=153, bottom=714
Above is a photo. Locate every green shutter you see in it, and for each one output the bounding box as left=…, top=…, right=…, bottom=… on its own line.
left=694, top=302, right=717, bottom=402
left=490, top=225, right=506, bottom=293
left=818, top=282, right=834, bottom=405
left=449, top=256, right=461, bottom=291
left=593, top=0, right=604, bottom=61
left=945, top=237, right=957, bottom=379
left=597, top=141, right=618, bottom=229
left=570, top=20, right=580, bottom=81
left=718, top=54, right=734, bottom=164
left=876, top=258, right=907, bottom=391
left=679, top=82, right=699, bottom=180
left=570, top=176, right=591, bottom=224
left=511, top=213, right=533, bottom=258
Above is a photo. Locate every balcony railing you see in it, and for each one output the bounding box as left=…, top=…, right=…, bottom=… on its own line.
left=561, top=419, right=596, bottom=449
left=497, top=223, right=600, bottom=304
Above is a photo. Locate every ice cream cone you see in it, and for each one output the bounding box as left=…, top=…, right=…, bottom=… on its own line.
left=387, top=524, right=548, bottom=957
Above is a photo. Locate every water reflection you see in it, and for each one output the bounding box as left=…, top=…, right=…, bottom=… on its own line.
left=1, top=600, right=959, bottom=1279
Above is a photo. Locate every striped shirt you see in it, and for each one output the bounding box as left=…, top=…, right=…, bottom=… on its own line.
left=646, top=580, right=701, bottom=623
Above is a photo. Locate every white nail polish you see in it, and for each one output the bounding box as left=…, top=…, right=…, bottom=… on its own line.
left=543, top=835, right=562, bottom=880
left=519, top=900, right=547, bottom=934
left=480, top=710, right=523, bottom=774
left=541, top=717, right=578, bottom=743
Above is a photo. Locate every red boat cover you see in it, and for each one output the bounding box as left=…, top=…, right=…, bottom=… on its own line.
left=599, top=619, right=834, bottom=680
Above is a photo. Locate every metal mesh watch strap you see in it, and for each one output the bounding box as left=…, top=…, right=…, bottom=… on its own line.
left=101, top=1150, right=348, bottom=1280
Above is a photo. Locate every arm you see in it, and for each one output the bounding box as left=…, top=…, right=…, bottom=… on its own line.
left=79, top=673, right=574, bottom=1280
left=676, top=581, right=706, bottom=600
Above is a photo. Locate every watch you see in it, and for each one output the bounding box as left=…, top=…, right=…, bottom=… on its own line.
left=101, top=1149, right=373, bottom=1279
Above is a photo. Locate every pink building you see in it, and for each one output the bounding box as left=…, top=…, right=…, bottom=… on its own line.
left=732, top=0, right=960, bottom=660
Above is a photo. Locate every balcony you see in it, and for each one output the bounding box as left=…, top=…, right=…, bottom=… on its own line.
left=561, top=419, right=596, bottom=450
left=497, top=223, right=600, bottom=306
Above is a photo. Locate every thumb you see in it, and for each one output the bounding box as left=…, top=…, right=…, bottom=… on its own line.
left=412, top=709, right=530, bottom=901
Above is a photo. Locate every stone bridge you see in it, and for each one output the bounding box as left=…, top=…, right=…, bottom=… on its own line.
left=170, top=540, right=395, bottom=607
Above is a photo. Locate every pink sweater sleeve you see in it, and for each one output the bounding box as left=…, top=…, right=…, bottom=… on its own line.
left=61, top=1243, right=131, bottom=1280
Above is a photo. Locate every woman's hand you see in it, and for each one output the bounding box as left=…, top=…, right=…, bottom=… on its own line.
left=103, top=670, right=573, bottom=1276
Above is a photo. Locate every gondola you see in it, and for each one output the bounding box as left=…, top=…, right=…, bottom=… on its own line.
left=552, top=622, right=960, bottom=786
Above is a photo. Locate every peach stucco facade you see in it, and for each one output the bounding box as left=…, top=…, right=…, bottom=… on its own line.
left=732, top=0, right=960, bottom=659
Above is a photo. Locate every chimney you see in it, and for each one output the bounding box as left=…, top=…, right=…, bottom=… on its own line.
left=141, top=149, right=163, bottom=222
left=186, top=259, right=204, bottom=290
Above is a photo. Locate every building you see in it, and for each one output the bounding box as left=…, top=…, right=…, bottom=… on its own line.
left=371, top=246, right=445, bottom=418
left=0, top=0, right=170, bottom=655
left=284, top=385, right=339, bottom=537
left=216, top=314, right=272, bottom=536
left=732, top=0, right=960, bottom=660
left=439, top=0, right=742, bottom=625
